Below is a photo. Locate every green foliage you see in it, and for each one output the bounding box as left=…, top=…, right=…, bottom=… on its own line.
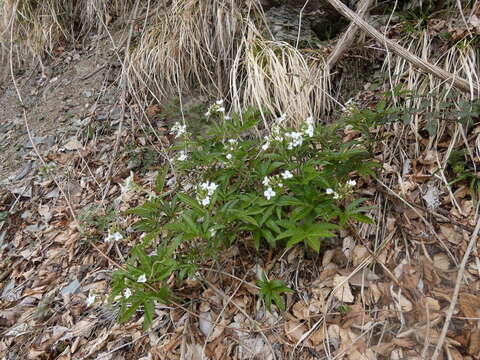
left=78, top=206, right=117, bottom=242
left=256, top=276, right=293, bottom=312
left=447, top=149, right=480, bottom=200
left=110, top=102, right=381, bottom=329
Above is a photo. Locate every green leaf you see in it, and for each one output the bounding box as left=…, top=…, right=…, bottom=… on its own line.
left=228, top=209, right=258, bottom=226
left=143, top=298, right=154, bottom=330
left=119, top=299, right=142, bottom=324
left=307, top=223, right=339, bottom=238
left=272, top=293, right=285, bottom=311
left=155, top=166, right=169, bottom=194
left=276, top=227, right=304, bottom=241
left=177, top=193, right=205, bottom=214
left=350, top=213, right=374, bottom=224
left=305, top=236, right=321, bottom=252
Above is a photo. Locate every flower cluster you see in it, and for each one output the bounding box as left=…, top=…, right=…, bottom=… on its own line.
left=205, top=100, right=226, bottom=117
left=326, top=179, right=357, bottom=200
left=177, top=150, right=188, bottom=162
left=196, top=181, right=218, bottom=206
left=224, top=138, right=238, bottom=161
left=105, top=231, right=123, bottom=243
left=123, top=288, right=132, bottom=299
left=261, top=115, right=315, bottom=151
left=342, top=99, right=357, bottom=117
left=170, top=122, right=187, bottom=138
left=262, top=171, right=294, bottom=200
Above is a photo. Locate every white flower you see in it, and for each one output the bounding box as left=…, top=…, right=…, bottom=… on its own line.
left=137, top=274, right=147, bottom=283
left=305, top=124, right=314, bottom=137
left=261, top=141, right=270, bottom=151
left=170, top=122, right=186, bottom=138
left=105, top=231, right=122, bottom=242
left=333, top=192, right=340, bottom=200
left=347, top=179, right=357, bottom=187
left=86, top=293, right=96, bottom=306
left=278, top=182, right=283, bottom=188
left=201, top=196, right=211, bottom=206
left=262, top=176, right=270, bottom=186
left=226, top=153, right=233, bottom=160
left=285, top=132, right=303, bottom=150
left=218, top=107, right=225, bottom=113
left=205, top=111, right=211, bottom=117
left=123, top=288, right=132, bottom=299
left=209, top=228, right=217, bottom=237
left=326, top=188, right=334, bottom=194
left=264, top=187, right=276, bottom=200
left=200, top=181, right=218, bottom=196
left=228, top=139, right=238, bottom=145
left=216, top=99, right=224, bottom=105
left=224, top=115, right=231, bottom=120
left=177, top=151, right=188, bottom=161
left=281, top=170, right=293, bottom=179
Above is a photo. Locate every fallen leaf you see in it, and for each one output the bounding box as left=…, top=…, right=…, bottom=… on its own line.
left=333, top=275, right=354, bottom=303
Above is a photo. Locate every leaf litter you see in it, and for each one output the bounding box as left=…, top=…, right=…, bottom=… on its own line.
left=1, top=7, right=480, bottom=360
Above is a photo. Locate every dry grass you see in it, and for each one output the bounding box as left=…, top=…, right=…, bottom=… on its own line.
left=0, top=0, right=133, bottom=66
left=126, top=0, right=333, bottom=125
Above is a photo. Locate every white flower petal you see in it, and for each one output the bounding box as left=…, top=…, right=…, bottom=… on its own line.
left=281, top=170, right=293, bottom=179
left=124, top=288, right=132, bottom=299
left=86, top=293, right=96, bottom=306
left=137, top=274, right=147, bottom=283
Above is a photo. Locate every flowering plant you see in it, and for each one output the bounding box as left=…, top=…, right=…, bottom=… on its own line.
left=110, top=102, right=378, bottom=328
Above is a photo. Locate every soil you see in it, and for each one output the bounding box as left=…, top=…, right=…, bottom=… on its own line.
left=0, top=32, right=124, bottom=185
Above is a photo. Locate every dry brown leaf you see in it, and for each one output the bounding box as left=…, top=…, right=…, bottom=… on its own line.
left=393, top=337, right=416, bottom=347
left=292, top=300, right=310, bottom=320
left=468, top=328, right=480, bottom=357
left=333, top=275, right=354, bottom=303
left=423, top=296, right=440, bottom=313
left=284, top=320, right=309, bottom=345
left=439, top=224, right=464, bottom=244
left=459, top=293, right=480, bottom=318
left=433, top=253, right=451, bottom=272
left=352, top=245, right=369, bottom=266
left=371, top=342, right=395, bottom=356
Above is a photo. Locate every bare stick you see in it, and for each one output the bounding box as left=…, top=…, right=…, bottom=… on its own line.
left=326, top=0, right=374, bottom=69
left=324, top=0, right=479, bottom=96
left=431, top=214, right=480, bottom=359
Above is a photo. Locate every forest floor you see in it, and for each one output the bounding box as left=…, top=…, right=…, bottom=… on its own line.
left=1, top=14, right=480, bottom=360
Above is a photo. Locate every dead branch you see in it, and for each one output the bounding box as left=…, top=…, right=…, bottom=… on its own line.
left=324, top=0, right=479, bottom=97
left=325, top=0, right=374, bottom=69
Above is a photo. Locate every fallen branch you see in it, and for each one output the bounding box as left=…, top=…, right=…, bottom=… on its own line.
left=324, top=0, right=479, bottom=97
left=325, top=0, right=374, bottom=69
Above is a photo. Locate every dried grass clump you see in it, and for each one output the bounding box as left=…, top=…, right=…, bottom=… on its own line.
left=0, top=0, right=133, bottom=60
left=384, top=31, right=479, bottom=111
left=382, top=31, right=479, bottom=160
left=127, top=0, right=245, bottom=102
left=238, top=39, right=330, bottom=124
left=127, top=0, right=333, bottom=124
